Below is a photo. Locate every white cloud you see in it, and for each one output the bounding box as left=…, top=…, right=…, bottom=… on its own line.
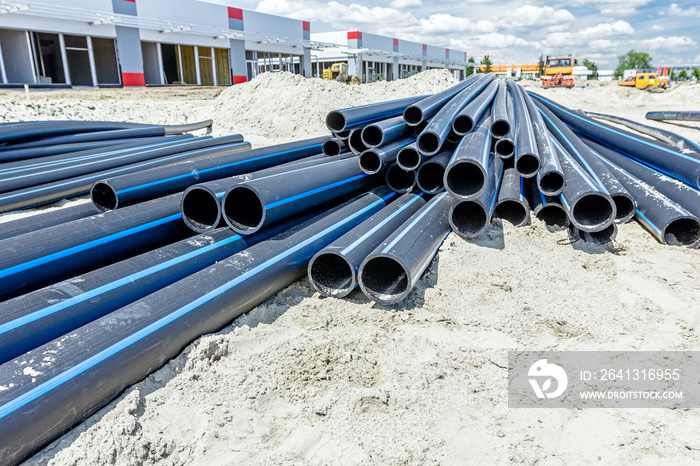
left=588, top=39, right=616, bottom=51
left=389, top=0, right=422, bottom=8
left=501, top=5, right=574, bottom=28
left=630, top=36, right=697, bottom=51
left=544, top=20, right=634, bottom=47
left=417, top=14, right=496, bottom=34
left=696, top=54, right=700, bottom=62
left=473, top=32, right=529, bottom=48
left=652, top=24, right=664, bottom=31
left=568, top=0, right=652, bottom=16
left=667, top=3, right=700, bottom=17
left=256, top=0, right=415, bottom=27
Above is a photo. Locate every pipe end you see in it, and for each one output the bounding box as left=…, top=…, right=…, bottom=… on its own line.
left=91, top=182, right=118, bottom=212
left=223, top=185, right=265, bottom=234
left=358, top=254, right=411, bottom=305
left=308, top=251, right=356, bottom=298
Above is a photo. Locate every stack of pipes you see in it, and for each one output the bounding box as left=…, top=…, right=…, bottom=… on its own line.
left=1, top=77, right=699, bottom=465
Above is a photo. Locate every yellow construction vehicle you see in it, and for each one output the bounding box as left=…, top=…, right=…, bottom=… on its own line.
left=322, top=62, right=360, bottom=84
left=540, top=55, right=574, bottom=88
left=618, top=72, right=669, bottom=90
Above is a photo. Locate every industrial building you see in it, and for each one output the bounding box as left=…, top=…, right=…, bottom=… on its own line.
left=475, top=64, right=540, bottom=79
left=311, top=31, right=467, bottom=82
left=0, top=0, right=331, bottom=87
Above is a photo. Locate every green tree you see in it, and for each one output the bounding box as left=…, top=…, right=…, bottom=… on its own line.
left=678, top=70, right=688, bottom=81
left=670, top=68, right=676, bottom=81
left=466, top=57, right=476, bottom=76
left=581, top=58, right=599, bottom=79
left=480, top=54, right=493, bottom=73
left=614, top=50, right=652, bottom=78
left=693, top=68, right=700, bottom=81
left=538, top=55, right=544, bottom=76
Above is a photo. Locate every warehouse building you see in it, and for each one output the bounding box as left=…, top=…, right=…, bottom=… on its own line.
left=311, top=31, right=467, bottom=82
left=0, top=0, right=329, bottom=87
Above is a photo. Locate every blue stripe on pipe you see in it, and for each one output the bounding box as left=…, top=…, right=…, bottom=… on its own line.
left=0, top=214, right=181, bottom=280
left=0, top=195, right=388, bottom=421
left=0, top=126, right=137, bottom=139
left=410, top=228, right=450, bottom=287
left=382, top=192, right=448, bottom=253
left=488, top=164, right=505, bottom=216
left=341, top=192, right=421, bottom=255
left=550, top=137, right=599, bottom=191
left=540, top=191, right=547, bottom=205
left=529, top=93, right=700, bottom=164
left=635, top=209, right=662, bottom=235
left=267, top=174, right=369, bottom=209
left=0, top=233, right=244, bottom=336
left=519, top=176, right=524, bottom=202
left=536, top=108, right=610, bottom=195
left=560, top=195, right=571, bottom=210
left=115, top=145, right=323, bottom=195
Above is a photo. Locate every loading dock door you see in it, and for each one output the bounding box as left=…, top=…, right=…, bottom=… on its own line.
left=64, top=35, right=92, bottom=86
left=32, top=32, right=65, bottom=84
left=92, top=37, right=119, bottom=84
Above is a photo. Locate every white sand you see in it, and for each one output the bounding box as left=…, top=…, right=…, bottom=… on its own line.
left=1, top=73, right=699, bottom=464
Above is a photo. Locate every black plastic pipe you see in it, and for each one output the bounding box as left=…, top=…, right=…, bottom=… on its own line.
left=416, top=75, right=492, bottom=155
left=0, top=188, right=393, bottom=466
left=0, top=202, right=96, bottom=241
left=361, top=115, right=410, bottom=148
left=490, top=81, right=512, bottom=138
left=0, top=120, right=152, bottom=145
left=0, top=216, right=306, bottom=365
left=570, top=223, right=618, bottom=245
left=529, top=92, right=700, bottom=189
left=181, top=154, right=336, bottom=233
left=385, top=163, right=417, bottom=193
left=308, top=192, right=426, bottom=298
left=529, top=180, right=570, bottom=231
left=522, top=92, right=565, bottom=196
left=586, top=111, right=700, bottom=157
left=416, top=148, right=455, bottom=194
left=646, top=111, right=700, bottom=122
left=494, top=87, right=516, bottom=158
left=552, top=137, right=616, bottom=232
left=403, top=76, right=480, bottom=127
left=494, top=165, right=530, bottom=226
left=509, top=83, right=540, bottom=178
left=583, top=137, right=700, bottom=221
left=449, top=157, right=504, bottom=239
left=0, top=193, right=191, bottom=302
left=359, top=137, right=415, bottom=174
left=322, top=137, right=347, bottom=156
left=90, top=136, right=330, bottom=211
left=223, top=156, right=379, bottom=234
left=592, top=154, right=700, bottom=246
left=396, top=142, right=422, bottom=171
left=451, top=79, right=498, bottom=136
left=444, top=114, right=492, bottom=200
left=534, top=102, right=636, bottom=224
left=326, top=96, right=428, bottom=132
left=358, top=191, right=451, bottom=305
left=0, top=136, right=243, bottom=194
left=348, top=127, right=369, bottom=155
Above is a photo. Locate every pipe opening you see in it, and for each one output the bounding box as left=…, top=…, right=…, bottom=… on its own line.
left=495, top=139, right=514, bottom=158
left=360, top=151, right=382, bottom=174
left=349, top=129, right=368, bottom=154
left=580, top=223, right=616, bottom=244
left=445, top=161, right=485, bottom=198
left=491, top=120, right=510, bottom=138
left=536, top=205, right=569, bottom=230
left=91, top=182, right=117, bottom=211
left=182, top=188, right=221, bottom=232
left=326, top=112, right=346, bottom=132
left=417, top=131, right=440, bottom=155
left=450, top=201, right=488, bottom=237
left=613, top=195, right=635, bottom=223
left=362, top=126, right=384, bottom=147
left=417, top=163, right=445, bottom=193
left=446, top=130, right=463, bottom=145
left=452, top=115, right=473, bottom=135
left=572, top=194, right=613, bottom=230
left=322, top=140, right=342, bottom=156
left=515, top=153, right=539, bottom=177
left=309, top=253, right=354, bottom=297
left=386, top=164, right=416, bottom=192
left=397, top=147, right=421, bottom=171
left=224, top=186, right=264, bottom=233
left=333, top=129, right=350, bottom=139
left=403, top=106, right=424, bottom=126
left=360, top=256, right=409, bottom=303
left=495, top=200, right=528, bottom=226
left=538, top=172, right=565, bottom=196
left=664, top=218, right=700, bottom=246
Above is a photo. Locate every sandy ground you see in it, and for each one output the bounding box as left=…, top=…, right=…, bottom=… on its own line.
left=1, top=72, right=699, bottom=465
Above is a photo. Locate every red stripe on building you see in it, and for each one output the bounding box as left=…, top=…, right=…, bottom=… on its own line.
left=228, top=7, right=243, bottom=20
left=121, top=0, right=136, bottom=2
left=393, top=38, right=399, bottom=46
left=232, top=75, right=247, bottom=85
left=422, top=44, right=427, bottom=51
left=348, top=31, right=362, bottom=40
left=303, top=21, right=310, bottom=32
left=445, top=48, right=449, bottom=54
left=122, top=72, right=145, bottom=87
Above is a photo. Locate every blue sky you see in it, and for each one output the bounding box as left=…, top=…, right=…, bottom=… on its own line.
left=235, top=0, right=700, bottom=69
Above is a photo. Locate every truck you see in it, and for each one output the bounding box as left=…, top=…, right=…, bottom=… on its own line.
left=322, top=63, right=360, bottom=84
left=540, top=55, right=574, bottom=88
left=618, top=72, right=669, bottom=90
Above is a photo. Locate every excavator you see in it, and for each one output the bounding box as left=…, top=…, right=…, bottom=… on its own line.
left=322, top=63, right=361, bottom=84
left=540, top=55, right=574, bottom=88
